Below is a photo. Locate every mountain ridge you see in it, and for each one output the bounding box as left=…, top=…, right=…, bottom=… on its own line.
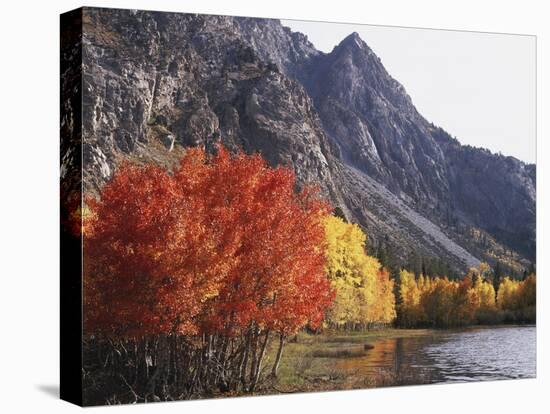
left=61, top=7, right=535, bottom=275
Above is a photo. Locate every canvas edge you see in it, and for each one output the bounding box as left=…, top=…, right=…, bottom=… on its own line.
left=60, top=7, right=84, bottom=407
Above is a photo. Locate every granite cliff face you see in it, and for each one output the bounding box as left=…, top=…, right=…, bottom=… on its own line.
left=305, top=33, right=449, bottom=203
left=292, top=30, right=535, bottom=266
left=78, top=10, right=343, bottom=205
left=62, top=7, right=536, bottom=273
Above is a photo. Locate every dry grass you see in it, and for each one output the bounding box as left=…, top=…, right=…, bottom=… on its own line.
left=262, top=329, right=438, bottom=393
left=311, top=346, right=369, bottom=358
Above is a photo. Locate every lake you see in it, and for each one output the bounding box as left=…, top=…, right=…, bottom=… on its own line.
left=335, top=326, right=536, bottom=384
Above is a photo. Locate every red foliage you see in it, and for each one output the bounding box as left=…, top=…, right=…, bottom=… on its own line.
left=84, top=146, right=333, bottom=338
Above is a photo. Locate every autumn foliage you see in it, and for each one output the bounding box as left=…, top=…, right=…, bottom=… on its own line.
left=497, top=274, right=536, bottom=316
left=84, top=146, right=332, bottom=337
left=397, top=264, right=536, bottom=328
left=79, top=144, right=535, bottom=403
left=82, top=146, right=333, bottom=399
left=324, top=216, right=395, bottom=329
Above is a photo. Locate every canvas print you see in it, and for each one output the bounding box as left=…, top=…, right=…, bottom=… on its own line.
left=60, top=7, right=536, bottom=406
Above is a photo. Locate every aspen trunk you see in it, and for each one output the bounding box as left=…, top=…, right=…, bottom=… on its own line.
left=250, top=330, right=270, bottom=391
left=239, top=331, right=252, bottom=390
left=271, top=333, right=285, bottom=377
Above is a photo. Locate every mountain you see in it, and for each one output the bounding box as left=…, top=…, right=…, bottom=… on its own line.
left=61, top=7, right=536, bottom=274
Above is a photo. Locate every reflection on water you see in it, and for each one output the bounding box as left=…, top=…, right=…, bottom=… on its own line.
left=336, top=326, right=535, bottom=384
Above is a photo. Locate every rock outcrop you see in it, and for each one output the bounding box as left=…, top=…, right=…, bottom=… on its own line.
left=62, top=7, right=536, bottom=273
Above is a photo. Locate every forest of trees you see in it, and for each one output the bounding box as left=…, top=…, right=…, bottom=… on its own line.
left=397, top=266, right=536, bottom=328
left=74, top=146, right=536, bottom=403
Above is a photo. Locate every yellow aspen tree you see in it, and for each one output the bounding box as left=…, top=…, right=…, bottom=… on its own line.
left=324, top=216, right=396, bottom=328
left=497, top=277, right=521, bottom=310
left=398, top=270, right=421, bottom=327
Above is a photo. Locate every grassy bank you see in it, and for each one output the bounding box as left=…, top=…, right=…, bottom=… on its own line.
left=261, top=329, right=436, bottom=394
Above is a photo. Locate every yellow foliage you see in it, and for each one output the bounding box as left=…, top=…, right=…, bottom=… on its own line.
left=397, top=262, right=535, bottom=328
left=497, top=277, right=520, bottom=310
left=497, top=275, right=535, bottom=311
left=472, top=276, right=496, bottom=311
left=518, top=274, right=536, bottom=308
left=398, top=270, right=422, bottom=327
left=324, top=216, right=395, bottom=327
left=323, top=220, right=535, bottom=329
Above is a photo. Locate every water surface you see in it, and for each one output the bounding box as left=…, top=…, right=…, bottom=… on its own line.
left=336, top=326, right=536, bottom=384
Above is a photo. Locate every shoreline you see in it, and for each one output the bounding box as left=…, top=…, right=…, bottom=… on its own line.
left=270, top=325, right=535, bottom=393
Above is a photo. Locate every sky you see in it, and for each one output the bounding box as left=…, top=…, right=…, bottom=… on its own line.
left=281, top=19, right=536, bottom=164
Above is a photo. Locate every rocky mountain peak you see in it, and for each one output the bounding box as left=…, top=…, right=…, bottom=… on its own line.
left=335, top=31, right=368, bottom=51
left=63, top=8, right=535, bottom=275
